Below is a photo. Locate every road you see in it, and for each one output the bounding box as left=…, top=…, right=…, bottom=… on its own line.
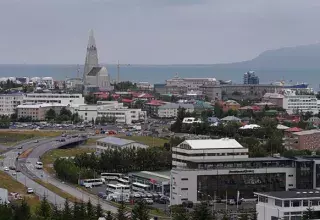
left=14, top=136, right=119, bottom=213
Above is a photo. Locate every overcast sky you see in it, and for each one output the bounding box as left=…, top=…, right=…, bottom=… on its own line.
left=1, top=0, right=320, bottom=64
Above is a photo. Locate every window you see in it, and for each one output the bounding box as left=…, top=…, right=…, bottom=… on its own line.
left=291, top=200, right=301, bottom=207
left=181, top=188, right=188, bottom=190
left=303, top=200, right=309, bottom=207
left=275, top=199, right=282, bottom=207
left=181, top=178, right=188, bottom=181
left=311, top=200, right=319, bottom=206
left=288, top=175, right=294, bottom=177
left=284, top=201, right=290, bottom=207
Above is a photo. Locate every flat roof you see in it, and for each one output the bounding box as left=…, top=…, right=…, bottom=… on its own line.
left=97, top=136, right=135, bottom=146
left=184, top=139, right=244, bottom=150
left=255, top=190, right=320, bottom=199
left=130, top=170, right=170, bottom=183
left=294, top=130, right=320, bottom=136
left=188, top=156, right=292, bottom=163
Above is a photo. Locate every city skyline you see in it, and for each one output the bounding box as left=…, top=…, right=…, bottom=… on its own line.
left=1, top=0, right=320, bottom=64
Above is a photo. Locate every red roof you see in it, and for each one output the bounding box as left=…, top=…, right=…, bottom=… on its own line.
left=145, top=100, right=164, bottom=106
left=286, top=127, right=303, bottom=132
left=132, top=92, right=154, bottom=99
left=122, top=99, right=133, bottom=103
left=251, top=106, right=261, bottom=111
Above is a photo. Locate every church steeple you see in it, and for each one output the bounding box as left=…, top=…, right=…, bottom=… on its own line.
left=83, top=29, right=99, bottom=85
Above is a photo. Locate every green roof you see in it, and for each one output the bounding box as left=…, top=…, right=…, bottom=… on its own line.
left=129, top=170, right=170, bottom=183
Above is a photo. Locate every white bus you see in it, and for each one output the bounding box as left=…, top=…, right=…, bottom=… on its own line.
left=101, top=173, right=122, bottom=181
left=35, top=162, right=43, bottom=169
left=106, top=184, right=130, bottom=194
left=117, top=178, right=130, bottom=185
left=132, top=182, right=150, bottom=192
left=81, top=179, right=104, bottom=188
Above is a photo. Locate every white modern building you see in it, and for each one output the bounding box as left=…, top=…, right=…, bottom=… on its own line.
left=157, top=103, right=194, bottom=118
left=170, top=139, right=299, bottom=205
left=282, top=89, right=318, bottom=114
left=41, top=77, right=54, bottom=89
left=22, top=93, right=84, bottom=105
left=255, top=190, right=320, bottom=220
left=166, top=76, right=218, bottom=90
left=96, top=136, right=148, bottom=153
left=0, top=188, right=8, bottom=204
left=0, top=93, right=24, bottom=116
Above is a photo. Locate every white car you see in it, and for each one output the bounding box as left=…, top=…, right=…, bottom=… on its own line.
left=27, top=188, right=34, bottom=194
left=3, top=167, right=9, bottom=171
left=144, top=198, right=154, bottom=205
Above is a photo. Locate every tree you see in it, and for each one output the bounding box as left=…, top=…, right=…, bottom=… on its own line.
left=51, top=205, right=62, bottom=220
left=86, top=200, right=96, bottom=220
left=116, top=202, right=128, bottom=220
left=214, top=103, right=223, bottom=118
left=171, top=205, right=189, bottom=220
left=14, top=199, right=31, bottom=220
left=35, top=196, right=52, bottom=219
left=131, top=200, right=149, bottom=220
left=0, top=203, right=13, bottom=220
left=62, top=199, right=72, bottom=220
left=105, top=211, right=113, bottom=220
left=239, top=213, right=249, bottom=220
left=303, top=207, right=315, bottom=220
left=221, top=214, right=229, bottom=220
left=96, top=203, right=104, bottom=219
left=45, top=109, right=56, bottom=121
left=191, top=202, right=212, bottom=220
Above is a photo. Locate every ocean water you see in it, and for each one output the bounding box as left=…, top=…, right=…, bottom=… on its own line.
left=0, top=64, right=319, bottom=90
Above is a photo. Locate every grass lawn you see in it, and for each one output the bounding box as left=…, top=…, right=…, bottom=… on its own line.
left=0, top=130, right=62, bottom=146
left=0, top=171, right=40, bottom=212
left=117, top=135, right=169, bottom=147
left=33, top=179, right=80, bottom=203
left=41, top=148, right=95, bottom=174
left=85, top=138, right=97, bottom=145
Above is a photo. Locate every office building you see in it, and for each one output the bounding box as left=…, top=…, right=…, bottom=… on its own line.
left=282, top=89, right=318, bottom=114
left=22, top=93, right=84, bottom=105
left=96, top=136, right=148, bottom=153
left=170, top=138, right=320, bottom=205
left=0, top=93, right=24, bottom=116
left=284, top=130, right=320, bottom=150
left=243, top=71, right=259, bottom=84
left=255, top=190, right=320, bottom=220
left=157, top=103, right=194, bottom=118
left=17, top=103, right=66, bottom=121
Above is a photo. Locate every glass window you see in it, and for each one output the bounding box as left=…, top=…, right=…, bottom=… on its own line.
left=291, top=200, right=301, bottom=207
left=284, top=201, right=290, bottom=207
left=311, top=200, right=319, bottom=206
left=303, top=200, right=309, bottom=207
left=275, top=199, right=282, bottom=207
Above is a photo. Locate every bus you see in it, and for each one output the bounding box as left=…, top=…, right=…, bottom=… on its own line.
left=100, top=173, right=122, bottom=181
left=117, top=178, right=130, bottom=185
left=106, top=184, right=130, bottom=194
left=81, top=179, right=104, bottom=188
left=132, top=182, right=150, bottom=192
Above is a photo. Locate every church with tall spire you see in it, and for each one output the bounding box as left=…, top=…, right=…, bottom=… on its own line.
left=83, top=29, right=111, bottom=94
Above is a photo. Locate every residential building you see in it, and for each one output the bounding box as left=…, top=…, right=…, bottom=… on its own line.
left=200, top=84, right=282, bottom=101
left=144, top=100, right=165, bottom=116
left=17, top=103, right=66, bottom=121
left=0, top=93, right=24, bottom=116
left=219, top=100, right=240, bottom=112
left=22, top=93, right=84, bottom=105
left=96, top=136, right=148, bottom=153
left=255, top=190, right=320, bottom=220
left=243, top=71, right=259, bottom=84
left=97, top=107, right=146, bottom=124
left=157, top=103, right=194, bottom=118
left=262, top=92, right=284, bottom=107
left=41, top=77, right=54, bottom=89
left=284, top=130, right=320, bottom=150
left=282, top=89, right=318, bottom=114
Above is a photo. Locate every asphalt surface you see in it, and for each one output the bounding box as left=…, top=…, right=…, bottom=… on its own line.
left=13, top=136, right=119, bottom=213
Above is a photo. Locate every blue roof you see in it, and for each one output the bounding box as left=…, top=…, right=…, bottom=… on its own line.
left=97, top=136, right=135, bottom=146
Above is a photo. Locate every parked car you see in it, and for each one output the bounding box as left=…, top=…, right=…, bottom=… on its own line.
left=98, top=192, right=108, bottom=200
left=3, top=167, right=9, bottom=171
left=9, top=166, right=16, bottom=170
left=143, top=198, right=154, bottom=205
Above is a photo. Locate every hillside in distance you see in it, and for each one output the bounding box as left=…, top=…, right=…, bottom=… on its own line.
left=216, top=43, right=320, bottom=70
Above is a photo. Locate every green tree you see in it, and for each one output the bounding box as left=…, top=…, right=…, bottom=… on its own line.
left=303, top=207, right=315, bottom=220
left=14, top=199, right=31, bottom=220
left=96, top=203, right=104, bottom=219
left=106, top=211, right=113, bottom=220
left=116, top=202, right=128, bottom=220
left=214, top=103, right=223, bottom=118
left=191, top=202, right=212, bottom=220
left=171, top=205, right=189, bottom=220
left=35, top=196, right=52, bottom=219
left=131, top=200, right=149, bottom=220
left=0, top=203, right=13, bottom=220
left=86, top=200, right=96, bottom=220
left=221, top=214, right=229, bottom=220
left=62, top=199, right=72, bottom=220
left=239, top=213, right=249, bottom=220
left=45, top=109, right=56, bottom=121
left=51, top=205, right=62, bottom=220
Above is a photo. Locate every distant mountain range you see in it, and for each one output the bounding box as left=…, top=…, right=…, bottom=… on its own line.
left=215, top=43, right=320, bottom=69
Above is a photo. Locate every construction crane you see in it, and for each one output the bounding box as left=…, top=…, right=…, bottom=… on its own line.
left=117, top=60, right=130, bottom=83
